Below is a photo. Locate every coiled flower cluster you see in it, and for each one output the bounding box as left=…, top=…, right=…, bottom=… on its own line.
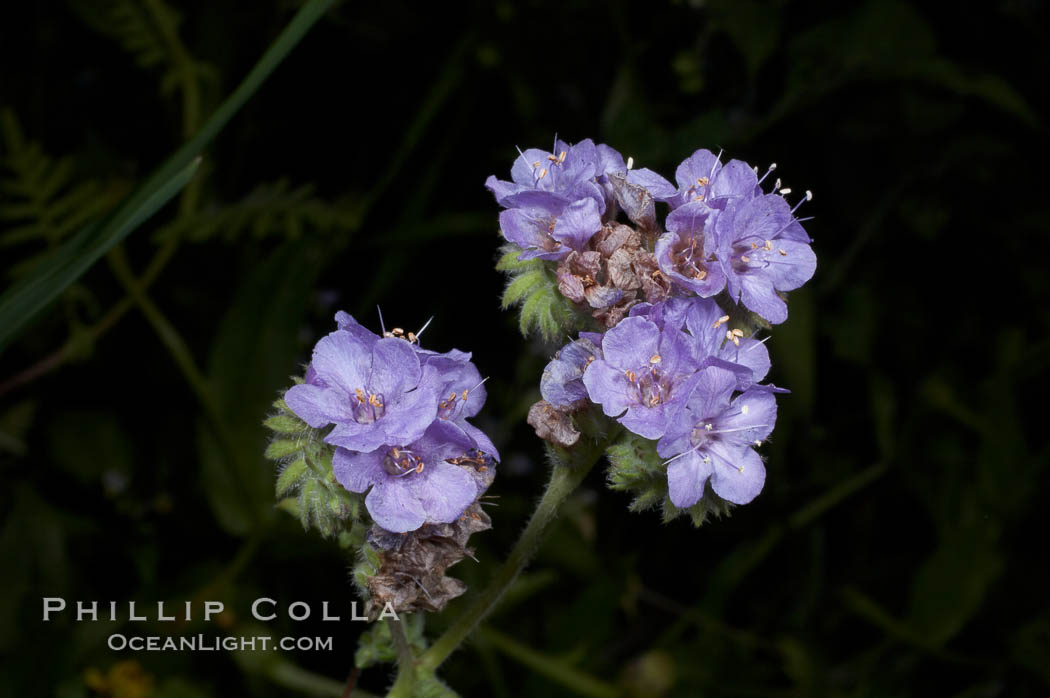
left=282, top=311, right=498, bottom=534
left=489, top=139, right=815, bottom=518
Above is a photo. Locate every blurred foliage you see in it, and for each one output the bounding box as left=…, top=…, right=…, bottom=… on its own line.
left=1, top=0, right=1049, bottom=696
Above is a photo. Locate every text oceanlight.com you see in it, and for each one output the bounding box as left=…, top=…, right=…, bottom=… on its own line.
left=42, top=597, right=399, bottom=653
left=107, top=634, right=333, bottom=652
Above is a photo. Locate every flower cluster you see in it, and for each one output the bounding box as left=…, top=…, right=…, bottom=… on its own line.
left=490, top=140, right=815, bottom=515
left=283, top=312, right=498, bottom=533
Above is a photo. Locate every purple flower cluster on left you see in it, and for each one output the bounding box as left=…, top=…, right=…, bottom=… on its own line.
left=284, top=312, right=498, bottom=533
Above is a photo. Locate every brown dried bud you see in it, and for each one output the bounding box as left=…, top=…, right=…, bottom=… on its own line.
left=364, top=504, right=492, bottom=617
left=527, top=399, right=581, bottom=448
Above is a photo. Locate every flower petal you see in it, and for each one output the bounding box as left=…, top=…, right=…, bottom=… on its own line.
left=410, top=461, right=477, bottom=525
left=284, top=383, right=351, bottom=428
left=365, top=478, right=427, bottom=533
left=332, top=447, right=385, bottom=493
left=600, top=316, right=659, bottom=369
left=311, top=330, right=372, bottom=395
left=667, top=450, right=714, bottom=508
left=369, top=337, right=422, bottom=396
left=708, top=443, right=765, bottom=504
left=582, top=360, right=632, bottom=418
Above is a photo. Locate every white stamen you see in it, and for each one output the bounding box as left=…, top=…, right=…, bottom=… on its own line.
left=779, top=187, right=792, bottom=195
left=377, top=305, right=387, bottom=335
left=415, top=316, right=434, bottom=340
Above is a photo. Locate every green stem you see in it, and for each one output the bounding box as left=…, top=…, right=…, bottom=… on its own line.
left=477, top=627, right=620, bottom=698
left=420, top=432, right=616, bottom=672
left=105, top=246, right=254, bottom=519
left=387, top=617, right=417, bottom=695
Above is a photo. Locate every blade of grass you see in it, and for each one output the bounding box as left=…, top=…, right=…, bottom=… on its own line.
left=0, top=0, right=338, bottom=352
left=0, top=157, right=201, bottom=351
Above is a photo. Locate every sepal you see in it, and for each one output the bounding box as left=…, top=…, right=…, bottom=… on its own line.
left=605, top=432, right=732, bottom=526
left=263, top=394, right=364, bottom=538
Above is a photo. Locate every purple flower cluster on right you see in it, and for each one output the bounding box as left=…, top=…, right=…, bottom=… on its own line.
left=490, top=141, right=816, bottom=511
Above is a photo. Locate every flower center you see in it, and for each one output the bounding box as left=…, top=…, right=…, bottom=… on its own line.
left=689, top=420, right=716, bottom=451
left=624, top=355, right=671, bottom=407
left=353, top=388, right=386, bottom=424
left=438, top=389, right=471, bottom=420
left=731, top=238, right=778, bottom=273
left=382, top=446, right=425, bottom=477
left=670, top=234, right=711, bottom=280
left=685, top=175, right=711, bottom=202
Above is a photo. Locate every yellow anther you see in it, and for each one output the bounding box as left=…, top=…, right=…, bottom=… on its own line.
left=650, top=354, right=662, bottom=364
left=355, top=388, right=367, bottom=402
left=741, top=255, right=751, bottom=263
left=704, top=423, right=713, bottom=431
left=416, top=461, right=425, bottom=473
left=764, top=240, right=774, bottom=251
left=713, top=315, right=730, bottom=328
left=538, top=168, right=548, bottom=179
left=741, top=405, right=750, bottom=415
left=625, top=370, right=637, bottom=382
left=558, top=150, right=567, bottom=162
left=697, top=176, right=709, bottom=186
left=778, top=248, right=787, bottom=256
left=732, top=329, right=744, bottom=337
left=461, top=390, right=469, bottom=400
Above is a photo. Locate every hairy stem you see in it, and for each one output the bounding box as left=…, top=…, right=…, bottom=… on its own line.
left=387, top=617, right=416, bottom=696
left=420, top=431, right=616, bottom=672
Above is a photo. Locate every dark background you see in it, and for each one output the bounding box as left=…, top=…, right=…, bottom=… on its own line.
left=1, top=0, right=1048, bottom=696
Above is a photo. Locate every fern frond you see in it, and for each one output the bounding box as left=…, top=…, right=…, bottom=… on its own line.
left=153, top=179, right=360, bottom=244
left=71, top=0, right=215, bottom=96
left=0, top=109, right=121, bottom=276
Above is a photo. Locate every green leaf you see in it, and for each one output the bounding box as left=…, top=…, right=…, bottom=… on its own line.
left=275, top=457, right=306, bottom=496
left=263, top=413, right=306, bottom=434
left=502, top=269, right=546, bottom=308
left=264, top=439, right=301, bottom=460
left=0, top=157, right=200, bottom=351
left=198, top=242, right=319, bottom=535
left=0, top=0, right=339, bottom=352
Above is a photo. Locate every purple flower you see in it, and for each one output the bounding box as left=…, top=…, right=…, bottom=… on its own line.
left=582, top=317, right=700, bottom=439
left=540, top=334, right=603, bottom=409
left=716, top=193, right=817, bottom=324
left=285, top=321, right=440, bottom=453
left=498, top=190, right=602, bottom=261
left=630, top=298, right=771, bottom=390
left=654, top=201, right=727, bottom=297
left=656, top=365, right=777, bottom=507
left=486, top=139, right=605, bottom=212
left=333, top=421, right=479, bottom=533
left=420, top=347, right=500, bottom=460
